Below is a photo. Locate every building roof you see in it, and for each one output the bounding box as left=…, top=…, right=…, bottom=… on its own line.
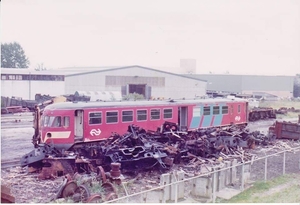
left=1, top=66, right=207, bottom=82
left=64, top=65, right=207, bottom=82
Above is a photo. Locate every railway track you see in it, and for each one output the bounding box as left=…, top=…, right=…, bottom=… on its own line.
left=1, top=159, right=21, bottom=170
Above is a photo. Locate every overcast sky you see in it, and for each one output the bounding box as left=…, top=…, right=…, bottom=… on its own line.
left=1, top=0, right=299, bottom=75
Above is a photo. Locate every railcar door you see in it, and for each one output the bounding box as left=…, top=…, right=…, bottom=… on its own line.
left=75, top=110, right=84, bottom=142
left=178, top=106, right=188, bottom=131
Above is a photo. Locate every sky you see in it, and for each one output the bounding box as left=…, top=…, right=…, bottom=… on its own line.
left=1, top=0, right=300, bottom=75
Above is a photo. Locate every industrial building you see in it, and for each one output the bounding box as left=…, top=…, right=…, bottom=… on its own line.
left=1, top=66, right=207, bottom=101
left=64, top=65, right=207, bottom=100
left=1, top=65, right=295, bottom=102
left=190, top=74, right=294, bottom=99
left=1, top=68, right=65, bottom=100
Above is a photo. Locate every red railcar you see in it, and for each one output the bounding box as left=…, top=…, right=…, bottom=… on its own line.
left=37, top=98, right=248, bottom=151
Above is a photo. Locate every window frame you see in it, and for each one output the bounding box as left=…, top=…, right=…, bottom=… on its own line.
left=213, top=106, right=220, bottom=115
left=63, top=116, right=70, bottom=127
left=222, top=106, right=229, bottom=114
left=203, top=106, right=211, bottom=115
left=122, top=110, right=134, bottom=123
left=150, top=108, right=161, bottom=120
left=89, top=111, right=102, bottom=125
left=163, top=108, right=173, bottom=119
left=137, top=109, right=147, bottom=121
left=106, top=111, right=118, bottom=124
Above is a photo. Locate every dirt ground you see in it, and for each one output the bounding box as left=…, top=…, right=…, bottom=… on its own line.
left=1, top=114, right=299, bottom=203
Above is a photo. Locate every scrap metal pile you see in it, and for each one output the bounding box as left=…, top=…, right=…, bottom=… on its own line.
left=95, top=123, right=276, bottom=172
left=24, top=122, right=277, bottom=178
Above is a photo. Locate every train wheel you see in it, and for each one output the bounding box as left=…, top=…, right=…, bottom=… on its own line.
left=61, top=181, right=78, bottom=198
left=86, top=194, right=103, bottom=203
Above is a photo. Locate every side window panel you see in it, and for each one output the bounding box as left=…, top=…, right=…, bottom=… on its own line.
left=63, top=116, right=70, bottom=127
left=89, top=112, right=102, bottom=124
left=137, top=110, right=147, bottom=121
left=52, top=116, right=62, bottom=127
left=203, top=106, right=210, bottom=115
left=43, top=116, right=50, bottom=127
left=122, top=110, right=133, bottom=122
left=213, top=106, right=220, bottom=115
left=222, top=106, right=229, bottom=114
left=163, top=108, right=172, bottom=119
left=238, top=105, right=241, bottom=113
left=151, top=109, right=160, bottom=120
left=106, top=111, right=118, bottom=123
left=193, top=106, right=201, bottom=117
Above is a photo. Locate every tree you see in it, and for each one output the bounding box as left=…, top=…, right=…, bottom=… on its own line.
left=35, top=63, right=47, bottom=71
left=1, top=42, right=30, bottom=68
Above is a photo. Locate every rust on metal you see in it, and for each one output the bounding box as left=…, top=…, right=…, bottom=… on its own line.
left=38, top=158, right=75, bottom=180
left=1, top=185, right=15, bottom=203
left=97, top=166, right=107, bottom=183
left=86, top=194, right=102, bottom=203
left=270, top=121, right=300, bottom=140
left=61, top=181, right=78, bottom=198
left=74, top=185, right=90, bottom=203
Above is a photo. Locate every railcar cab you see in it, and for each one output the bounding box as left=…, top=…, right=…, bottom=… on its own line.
left=40, top=108, right=75, bottom=151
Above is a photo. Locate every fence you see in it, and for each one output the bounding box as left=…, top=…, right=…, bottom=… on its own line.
left=104, top=145, right=300, bottom=203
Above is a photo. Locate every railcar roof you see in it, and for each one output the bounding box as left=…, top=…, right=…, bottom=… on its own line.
left=44, top=98, right=247, bottom=110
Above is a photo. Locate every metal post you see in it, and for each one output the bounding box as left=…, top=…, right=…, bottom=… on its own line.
left=29, top=72, right=31, bottom=100
left=212, top=168, right=217, bottom=203
left=283, top=151, right=286, bottom=175
left=122, top=183, right=129, bottom=203
left=174, top=173, right=178, bottom=203
left=241, top=163, right=245, bottom=191
left=264, top=157, right=268, bottom=182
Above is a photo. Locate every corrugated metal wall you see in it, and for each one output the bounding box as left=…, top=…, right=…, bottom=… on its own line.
left=193, top=74, right=294, bottom=98
left=1, top=80, right=65, bottom=100
left=65, top=66, right=207, bottom=99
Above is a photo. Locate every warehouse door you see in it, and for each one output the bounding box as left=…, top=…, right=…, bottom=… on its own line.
left=121, top=84, right=152, bottom=99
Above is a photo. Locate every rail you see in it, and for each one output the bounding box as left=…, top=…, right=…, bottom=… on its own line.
left=1, top=159, right=21, bottom=170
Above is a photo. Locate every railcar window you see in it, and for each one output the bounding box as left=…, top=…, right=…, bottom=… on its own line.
left=193, top=107, right=201, bottom=117
left=163, top=108, right=172, bottom=119
left=238, top=105, right=241, bottom=113
left=122, top=110, right=133, bottom=122
left=52, top=116, right=61, bottom=127
left=151, top=109, right=160, bottom=120
left=222, top=106, right=229, bottom=114
left=213, top=106, right=220, bottom=115
left=63, top=116, right=70, bottom=127
left=89, top=112, right=102, bottom=124
left=137, top=110, right=147, bottom=121
left=106, top=111, right=118, bottom=123
left=203, top=106, right=211, bottom=115
left=43, top=116, right=50, bottom=127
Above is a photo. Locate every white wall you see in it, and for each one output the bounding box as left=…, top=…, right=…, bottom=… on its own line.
left=1, top=80, right=65, bottom=100
left=65, top=66, right=207, bottom=99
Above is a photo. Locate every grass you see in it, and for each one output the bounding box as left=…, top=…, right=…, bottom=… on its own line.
left=276, top=112, right=300, bottom=119
left=259, top=100, right=300, bottom=120
left=259, top=100, right=300, bottom=110
left=217, top=174, right=300, bottom=203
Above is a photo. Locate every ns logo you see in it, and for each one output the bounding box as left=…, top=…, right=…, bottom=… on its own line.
left=235, top=116, right=241, bottom=121
left=90, top=129, right=101, bottom=136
